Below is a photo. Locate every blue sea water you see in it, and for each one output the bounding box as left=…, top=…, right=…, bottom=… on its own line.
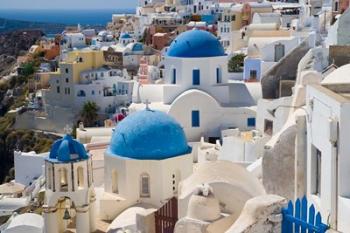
left=0, top=9, right=136, bottom=26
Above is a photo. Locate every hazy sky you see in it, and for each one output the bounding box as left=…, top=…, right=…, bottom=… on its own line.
left=0, top=0, right=137, bottom=9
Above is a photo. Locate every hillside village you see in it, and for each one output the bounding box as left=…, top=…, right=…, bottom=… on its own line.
left=1, top=0, right=350, bottom=233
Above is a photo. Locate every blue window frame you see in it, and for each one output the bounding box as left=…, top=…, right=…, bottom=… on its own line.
left=172, top=69, right=176, bottom=84
left=247, top=117, right=256, bottom=127
left=216, top=67, right=222, bottom=83
left=192, top=111, right=200, bottom=127
left=192, top=69, right=200, bottom=85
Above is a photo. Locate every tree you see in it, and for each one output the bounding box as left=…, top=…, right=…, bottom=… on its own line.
left=21, top=62, right=36, bottom=76
left=80, top=101, right=99, bottom=127
left=228, top=54, right=246, bottom=73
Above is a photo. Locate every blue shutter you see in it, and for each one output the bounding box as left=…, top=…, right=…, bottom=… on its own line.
left=247, top=117, right=256, bottom=127
left=192, top=69, right=200, bottom=85
left=192, top=111, right=200, bottom=127
left=172, top=69, right=176, bottom=84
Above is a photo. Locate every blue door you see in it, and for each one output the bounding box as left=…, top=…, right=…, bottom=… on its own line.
left=192, top=69, right=200, bottom=85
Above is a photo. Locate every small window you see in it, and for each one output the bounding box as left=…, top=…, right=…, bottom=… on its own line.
left=247, top=117, right=256, bottom=127
left=250, top=70, right=257, bottom=80
left=231, top=15, right=236, bottom=21
left=77, top=167, right=84, bottom=189
left=66, top=78, right=69, bottom=83
left=264, top=119, right=273, bottom=136
left=216, top=67, right=222, bottom=83
left=172, top=68, right=176, bottom=84
left=140, top=174, right=150, bottom=197
left=192, top=69, right=200, bottom=85
left=91, top=90, right=95, bottom=95
left=59, top=168, right=68, bottom=192
left=57, top=86, right=60, bottom=93
left=311, top=146, right=322, bottom=196
left=112, top=170, right=118, bottom=194
left=78, top=90, right=86, bottom=97
left=65, top=68, right=69, bottom=74
left=192, top=110, right=200, bottom=127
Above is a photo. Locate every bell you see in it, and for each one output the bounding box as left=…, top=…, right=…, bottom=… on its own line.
left=63, top=208, right=71, bottom=220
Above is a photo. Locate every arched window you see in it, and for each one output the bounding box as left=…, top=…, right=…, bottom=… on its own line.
left=140, top=173, right=150, bottom=197
left=59, top=168, right=68, bottom=192
left=112, top=170, right=118, bottom=194
left=46, top=163, right=53, bottom=190
left=77, top=166, right=84, bottom=189
left=216, top=67, right=222, bottom=84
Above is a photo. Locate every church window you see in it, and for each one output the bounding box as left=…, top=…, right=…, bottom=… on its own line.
left=216, top=67, right=222, bottom=83
left=112, top=169, right=118, bottom=194
left=192, top=110, right=200, bottom=127
left=59, top=167, right=68, bottom=192
left=192, top=69, right=200, bottom=85
left=140, top=173, right=150, bottom=197
left=77, top=167, right=84, bottom=189
left=172, top=68, right=176, bottom=84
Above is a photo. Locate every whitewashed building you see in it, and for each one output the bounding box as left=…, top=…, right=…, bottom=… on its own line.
left=305, top=64, right=350, bottom=232
left=130, top=29, right=261, bottom=141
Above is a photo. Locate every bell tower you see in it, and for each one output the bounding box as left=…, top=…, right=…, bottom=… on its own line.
left=43, top=134, right=96, bottom=233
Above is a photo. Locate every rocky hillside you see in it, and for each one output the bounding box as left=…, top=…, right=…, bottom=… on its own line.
left=0, top=29, right=44, bottom=56
left=0, top=29, right=43, bottom=77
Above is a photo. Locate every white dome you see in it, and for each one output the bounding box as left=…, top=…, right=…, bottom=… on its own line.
left=322, top=64, right=350, bottom=84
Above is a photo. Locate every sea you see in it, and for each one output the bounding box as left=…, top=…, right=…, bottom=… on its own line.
left=0, top=9, right=136, bottom=35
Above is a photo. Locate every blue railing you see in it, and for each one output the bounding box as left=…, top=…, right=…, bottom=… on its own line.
left=282, top=196, right=329, bottom=233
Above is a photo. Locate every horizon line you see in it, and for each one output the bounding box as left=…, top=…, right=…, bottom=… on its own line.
left=0, top=8, right=136, bottom=10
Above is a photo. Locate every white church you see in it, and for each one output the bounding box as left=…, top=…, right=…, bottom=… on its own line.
left=130, top=29, right=261, bottom=142
left=101, top=108, right=193, bottom=220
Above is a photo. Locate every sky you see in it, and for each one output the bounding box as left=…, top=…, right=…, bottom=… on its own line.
left=0, top=0, right=137, bottom=9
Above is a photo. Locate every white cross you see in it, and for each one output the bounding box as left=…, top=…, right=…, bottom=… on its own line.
left=145, top=99, right=151, bottom=110
left=64, top=125, right=73, bottom=135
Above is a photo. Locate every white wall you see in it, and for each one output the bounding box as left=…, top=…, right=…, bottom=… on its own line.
left=168, top=89, right=256, bottom=141
left=102, top=152, right=193, bottom=218
left=14, top=151, right=46, bottom=186
left=306, top=85, right=350, bottom=230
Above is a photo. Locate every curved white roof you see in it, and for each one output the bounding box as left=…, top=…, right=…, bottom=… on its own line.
left=179, top=160, right=265, bottom=199
left=322, top=64, right=350, bottom=84
left=5, top=213, right=43, bottom=233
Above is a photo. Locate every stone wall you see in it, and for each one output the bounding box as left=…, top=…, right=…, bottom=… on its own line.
left=329, top=45, right=350, bottom=67
left=225, top=195, right=287, bottom=233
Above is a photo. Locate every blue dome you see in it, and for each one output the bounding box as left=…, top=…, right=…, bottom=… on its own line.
left=109, top=109, right=191, bottom=160
left=132, top=43, right=144, bottom=52
left=48, top=135, right=89, bottom=163
left=121, top=33, right=132, bottom=39
left=167, top=30, right=225, bottom=58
